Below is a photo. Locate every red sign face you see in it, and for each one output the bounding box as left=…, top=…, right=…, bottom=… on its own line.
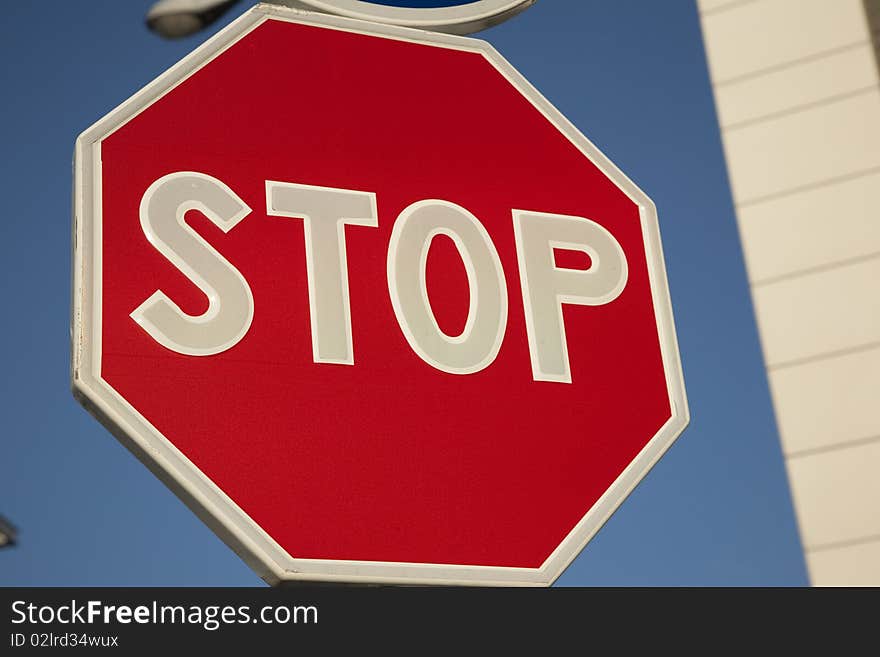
left=73, top=7, right=688, bottom=585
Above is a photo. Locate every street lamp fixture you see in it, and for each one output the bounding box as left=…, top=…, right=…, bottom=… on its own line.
left=147, top=0, right=242, bottom=39
left=0, top=515, right=17, bottom=548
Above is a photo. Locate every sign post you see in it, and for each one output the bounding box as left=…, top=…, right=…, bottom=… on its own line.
left=73, top=4, right=688, bottom=585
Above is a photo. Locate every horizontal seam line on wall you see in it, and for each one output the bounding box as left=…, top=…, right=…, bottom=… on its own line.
left=722, top=86, right=878, bottom=132
left=787, top=434, right=880, bottom=461
left=736, top=165, right=880, bottom=208
left=712, top=40, right=870, bottom=88
left=767, top=340, right=880, bottom=372
left=699, top=0, right=760, bottom=18
left=806, top=533, right=880, bottom=554
left=751, top=251, right=880, bottom=288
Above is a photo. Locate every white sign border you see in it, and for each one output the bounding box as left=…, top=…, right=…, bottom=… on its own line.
left=72, top=3, right=689, bottom=586
left=281, top=0, right=536, bottom=35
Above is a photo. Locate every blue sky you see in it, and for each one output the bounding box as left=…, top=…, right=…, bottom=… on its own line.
left=0, top=1, right=808, bottom=586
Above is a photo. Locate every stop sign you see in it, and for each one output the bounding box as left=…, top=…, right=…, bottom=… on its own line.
left=72, top=6, right=688, bottom=586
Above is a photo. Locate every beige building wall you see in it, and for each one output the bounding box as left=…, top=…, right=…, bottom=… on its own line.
left=698, top=0, right=880, bottom=585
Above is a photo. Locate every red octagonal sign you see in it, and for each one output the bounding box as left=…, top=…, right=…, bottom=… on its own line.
left=72, top=5, right=688, bottom=586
